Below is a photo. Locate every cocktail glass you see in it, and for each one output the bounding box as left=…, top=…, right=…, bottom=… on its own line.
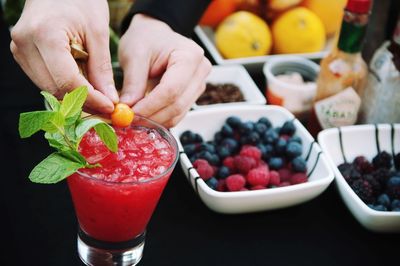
left=67, top=115, right=178, bottom=266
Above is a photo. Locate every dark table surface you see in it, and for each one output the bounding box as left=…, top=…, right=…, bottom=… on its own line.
left=1, top=10, right=400, bottom=266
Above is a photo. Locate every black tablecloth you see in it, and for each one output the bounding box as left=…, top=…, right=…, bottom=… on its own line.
left=1, top=13, right=399, bottom=266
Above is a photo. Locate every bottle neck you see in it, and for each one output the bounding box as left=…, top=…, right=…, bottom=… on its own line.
left=337, top=10, right=369, bottom=53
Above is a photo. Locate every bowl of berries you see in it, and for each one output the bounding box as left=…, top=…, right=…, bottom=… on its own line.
left=170, top=105, right=334, bottom=214
left=318, top=124, right=400, bottom=232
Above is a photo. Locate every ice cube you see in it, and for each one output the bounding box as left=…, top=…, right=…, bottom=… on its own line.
left=150, top=165, right=167, bottom=176
left=85, top=148, right=111, bottom=164
left=153, top=139, right=168, bottom=150
left=140, top=143, right=155, bottom=154
left=137, top=164, right=150, bottom=174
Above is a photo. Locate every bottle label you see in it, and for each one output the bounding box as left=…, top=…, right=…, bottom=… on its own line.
left=328, top=59, right=351, bottom=77
left=314, top=87, right=361, bottom=129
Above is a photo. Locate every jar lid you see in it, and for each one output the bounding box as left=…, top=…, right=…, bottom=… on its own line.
left=346, top=0, right=372, bottom=14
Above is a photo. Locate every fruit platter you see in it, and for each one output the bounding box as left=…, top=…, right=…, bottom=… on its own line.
left=196, top=0, right=345, bottom=69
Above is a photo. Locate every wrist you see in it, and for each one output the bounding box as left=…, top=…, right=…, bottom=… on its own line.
left=129, top=13, right=172, bottom=32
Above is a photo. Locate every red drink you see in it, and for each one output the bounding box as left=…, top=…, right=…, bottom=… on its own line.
left=67, top=119, right=178, bottom=244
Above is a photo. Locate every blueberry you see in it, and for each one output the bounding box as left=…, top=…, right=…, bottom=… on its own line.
left=391, top=199, right=400, bottom=210
left=200, top=143, right=216, bottom=154
left=239, top=121, right=255, bottom=134
left=369, top=204, right=388, bottom=211
left=377, top=193, right=391, bottom=207
left=286, top=141, right=303, bottom=158
left=387, top=176, right=400, bottom=187
left=255, top=122, right=268, bottom=135
left=221, top=124, right=234, bottom=137
left=263, top=144, right=275, bottom=161
left=214, top=131, right=223, bottom=144
left=197, top=150, right=214, bottom=163
left=269, top=157, right=284, bottom=170
left=280, top=121, right=296, bottom=136
left=291, top=157, right=307, bottom=173
left=392, top=207, right=400, bottom=212
left=206, top=177, right=218, bottom=190
left=217, top=145, right=231, bottom=159
left=194, top=133, right=203, bottom=143
left=226, top=116, right=242, bottom=129
left=180, top=130, right=196, bottom=145
left=275, top=138, right=287, bottom=155
left=395, top=153, right=400, bottom=170
left=183, top=144, right=197, bottom=157
left=247, top=131, right=260, bottom=145
left=208, top=154, right=221, bottom=166
left=217, top=166, right=230, bottom=179
left=263, top=128, right=279, bottom=144
left=257, top=117, right=272, bottom=128
left=221, top=138, right=239, bottom=153
left=288, top=135, right=302, bottom=145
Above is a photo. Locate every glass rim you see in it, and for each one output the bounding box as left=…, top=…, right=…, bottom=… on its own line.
left=75, top=114, right=179, bottom=185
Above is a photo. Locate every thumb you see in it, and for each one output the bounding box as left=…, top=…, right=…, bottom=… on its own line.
left=86, top=28, right=119, bottom=104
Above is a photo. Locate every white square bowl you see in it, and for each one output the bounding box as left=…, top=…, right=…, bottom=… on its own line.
left=318, top=124, right=400, bottom=232
left=195, top=26, right=332, bottom=71
left=193, top=65, right=266, bottom=110
left=170, top=105, right=334, bottom=214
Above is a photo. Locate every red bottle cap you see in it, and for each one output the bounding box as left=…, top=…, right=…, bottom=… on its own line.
left=346, top=0, right=372, bottom=14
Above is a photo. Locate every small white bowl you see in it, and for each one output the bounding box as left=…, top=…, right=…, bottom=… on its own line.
left=318, top=124, right=400, bottom=232
left=193, top=65, right=266, bottom=110
left=170, top=105, right=334, bottom=214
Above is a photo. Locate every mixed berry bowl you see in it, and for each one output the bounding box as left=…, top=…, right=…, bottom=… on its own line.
left=318, top=124, right=400, bottom=232
left=170, top=105, right=334, bottom=214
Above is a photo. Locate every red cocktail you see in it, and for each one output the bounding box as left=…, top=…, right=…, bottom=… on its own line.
left=67, top=115, right=178, bottom=266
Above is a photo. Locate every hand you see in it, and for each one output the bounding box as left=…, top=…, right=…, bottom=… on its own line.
left=10, top=0, right=119, bottom=113
left=118, top=14, right=211, bottom=128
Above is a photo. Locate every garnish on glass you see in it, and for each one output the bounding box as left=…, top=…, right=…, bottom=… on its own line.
left=19, top=86, right=119, bottom=184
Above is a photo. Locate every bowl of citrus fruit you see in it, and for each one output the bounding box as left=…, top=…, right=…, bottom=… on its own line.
left=196, top=0, right=346, bottom=70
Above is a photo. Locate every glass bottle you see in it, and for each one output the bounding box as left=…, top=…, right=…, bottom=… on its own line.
left=359, top=15, right=400, bottom=124
left=308, top=0, right=372, bottom=137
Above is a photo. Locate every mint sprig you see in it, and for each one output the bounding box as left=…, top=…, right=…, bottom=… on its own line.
left=19, top=86, right=118, bottom=184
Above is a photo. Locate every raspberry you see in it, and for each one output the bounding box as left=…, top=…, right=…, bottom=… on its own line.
left=372, top=168, right=391, bottom=187
left=278, top=168, right=292, bottom=182
left=226, top=174, right=246, bottom=191
left=216, top=179, right=227, bottom=192
left=234, top=155, right=257, bottom=174
left=246, top=167, right=270, bottom=186
left=290, top=173, right=308, bottom=185
left=240, top=187, right=249, bottom=191
left=193, top=159, right=214, bottom=181
left=223, top=156, right=236, bottom=171
left=269, top=170, right=280, bottom=186
left=278, top=181, right=291, bottom=187
left=240, top=145, right=262, bottom=160
left=250, top=185, right=266, bottom=190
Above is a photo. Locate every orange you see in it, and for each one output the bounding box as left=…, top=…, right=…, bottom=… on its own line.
left=271, top=7, right=325, bottom=54
left=111, top=103, right=134, bottom=128
left=302, top=0, right=347, bottom=36
left=199, top=0, right=237, bottom=28
left=215, top=11, right=272, bottom=58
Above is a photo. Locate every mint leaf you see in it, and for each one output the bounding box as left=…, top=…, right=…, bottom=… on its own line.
left=60, top=86, right=88, bottom=119
left=76, top=118, right=105, bottom=139
left=41, top=111, right=65, bottom=133
left=41, top=91, right=60, bottom=111
left=19, top=111, right=55, bottom=138
left=59, top=150, right=87, bottom=165
left=28, top=153, right=85, bottom=184
left=65, top=110, right=82, bottom=126
left=94, top=123, right=118, bottom=152
left=45, top=132, right=68, bottom=151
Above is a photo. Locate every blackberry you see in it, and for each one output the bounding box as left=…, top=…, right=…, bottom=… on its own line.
left=363, top=174, right=381, bottom=196
left=372, top=151, right=392, bottom=169
left=353, top=156, right=373, bottom=174
left=338, top=163, right=361, bottom=185
left=395, top=153, right=400, bottom=171
left=351, top=179, right=374, bottom=204
left=372, top=168, right=391, bottom=188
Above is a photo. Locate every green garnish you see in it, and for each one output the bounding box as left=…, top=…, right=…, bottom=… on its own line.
left=18, top=86, right=118, bottom=184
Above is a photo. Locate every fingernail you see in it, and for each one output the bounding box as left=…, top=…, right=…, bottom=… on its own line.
left=106, top=84, right=119, bottom=104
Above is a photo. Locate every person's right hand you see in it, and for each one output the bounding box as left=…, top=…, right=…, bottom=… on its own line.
left=10, top=0, right=119, bottom=114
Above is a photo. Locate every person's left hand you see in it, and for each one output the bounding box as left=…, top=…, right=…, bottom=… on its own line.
left=118, top=14, right=211, bottom=128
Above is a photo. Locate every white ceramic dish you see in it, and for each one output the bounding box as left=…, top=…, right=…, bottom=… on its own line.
left=318, top=124, right=400, bottom=232
left=170, top=105, right=334, bottom=214
left=195, top=26, right=331, bottom=72
left=193, top=65, right=266, bottom=110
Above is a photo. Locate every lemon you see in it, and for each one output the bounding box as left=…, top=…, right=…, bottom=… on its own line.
left=215, top=11, right=272, bottom=59
left=272, top=7, right=325, bottom=54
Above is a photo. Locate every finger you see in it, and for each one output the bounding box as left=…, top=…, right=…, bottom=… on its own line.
left=34, top=34, right=115, bottom=113
left=143, top=58, right=211, bottom=127
left=119, top=49, right=151, bottom=106
left=86, top=27, right=119, bottom=104
left=132, top=49, right=201, bottom=117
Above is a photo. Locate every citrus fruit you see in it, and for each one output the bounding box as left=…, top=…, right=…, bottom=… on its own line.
left=199, top=0, right=237, bottom=28
left=271, top=7, right=325, bottom=54
left=215, top=11, right=272, bottom=59
left=303, top=0, right=347, bottom=36
left=111, top=103, right=134, bottom=128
